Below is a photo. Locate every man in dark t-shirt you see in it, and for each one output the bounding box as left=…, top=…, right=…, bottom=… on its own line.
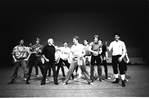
left=41, top=38, right=58, bottom=85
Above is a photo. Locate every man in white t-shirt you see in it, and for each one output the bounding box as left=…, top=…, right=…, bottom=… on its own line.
left=108, top=33, right=127, bottom=87
left=56, top=42, right=74, bottom=79
left=63, top=36, right=93, bottom=85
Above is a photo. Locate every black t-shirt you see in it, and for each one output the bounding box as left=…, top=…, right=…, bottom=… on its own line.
left=42, top=44, right=55, bottom=62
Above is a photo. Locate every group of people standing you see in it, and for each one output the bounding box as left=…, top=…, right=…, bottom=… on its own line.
left=8, top=33, right=129, bottom=87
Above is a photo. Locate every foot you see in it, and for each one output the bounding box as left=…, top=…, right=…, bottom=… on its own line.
left=122, top=80, right=126, bottom=87
left=106, top=77, right=111, bottom=80
left=124, top=79, right=128, bottom=82
left=26, top=80, right=30, bottom=84
left=8, top=80, right=14, bottom=84
left=46, top=78, right=48, bottom=81
left=88, top=82, right=93, bottom=85
left=62, top=82, right=67, bottom=85
left=112, top=78, right=119, bottom=83
left=24, top=78, right=27, bottom=80
left=36, top=75, right=40, bottom=77
left=41, top=82, right=45, bottom=85
left=54, top=82, right=59, bottom=85
left=97, top=78, right=103, bottom=82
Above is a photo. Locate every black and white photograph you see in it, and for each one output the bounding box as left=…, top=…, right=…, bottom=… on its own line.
left=0, top=0, right=149, bottom=97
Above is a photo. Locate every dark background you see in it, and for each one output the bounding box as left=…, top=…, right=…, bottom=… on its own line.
left=1, top=0, right=148, bottom=67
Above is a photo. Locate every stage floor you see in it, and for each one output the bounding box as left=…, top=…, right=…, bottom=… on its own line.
left=0, top=65, right=149, bottom=97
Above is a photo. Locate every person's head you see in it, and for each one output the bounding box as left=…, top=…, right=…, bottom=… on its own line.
left=84, top=39, right=89, bottom=45
left=93, top=35, right=99, bottom=43
left=19, top=39, right=24, bottom=45
left=114, top=33, right=120, bottom=41
left=105, top=41, right=108, bottom=46
left=36, top=38, right=41, bottom=44
left=63, top=42, right=68, bottom=48
left=73, top=36, right=80, bottom=45
left=47, top=38, right=54, bottom=45
left=29, top=42, right=32, bottom=47
left=98, top=38, right=103, bottom=44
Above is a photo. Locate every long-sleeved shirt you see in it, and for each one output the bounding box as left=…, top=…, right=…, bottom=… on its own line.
left=42, top=44, right=56, bottom=62
left=108, top=40, right=126, bottom=56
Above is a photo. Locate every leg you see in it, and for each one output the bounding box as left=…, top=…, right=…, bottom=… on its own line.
left=41, top=61, right=49, bottom=85
left=112, top=55, right=119, bottom=83
left=36, top=57, right=44, bottom=76
left=57, top=58, right=63, bottom=76
left=51, top=62, right=58, bottom=85
left=119, top=59, right=126, bottom=87
left=63, top=59, right=77, bottom=84
left=8, top=61, right=19, bottom=84
left=21, top=60, right=29, bottom=79
left=90, top=55, right=95, bottom=82
left=34, top=61, right=39, bottom=76
left=26, top=55, right=36, bottom=84
left=79, top=59, right=92, bottom=84
left=96, top=56, right=102, bottom=81
left=65, top=60, right=74, bottom=79
left=103, top=59, right=108, bottom=79
left=61, top=63, right=66, bottom=77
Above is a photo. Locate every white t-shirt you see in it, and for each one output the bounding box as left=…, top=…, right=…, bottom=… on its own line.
left=108, top=40, right=126, bottom=56
left=59, top=47, right=71, bottom=60
left=71, top=43, right=84, bottom=58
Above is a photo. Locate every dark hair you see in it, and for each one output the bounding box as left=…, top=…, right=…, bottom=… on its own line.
left=94, top=35, right=99, bottom=40
left=73, top=36, right=80, bottom=42
left=114, top=33, right=120, bottom=37
left=84, top=39, right=88, bottom=42
left=63, top=41, right=68, bottom=44
left=36, top=38, right=41, bottom=42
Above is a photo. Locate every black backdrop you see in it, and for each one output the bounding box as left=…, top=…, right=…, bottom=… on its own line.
left=1, top=0, right=148, bottom=67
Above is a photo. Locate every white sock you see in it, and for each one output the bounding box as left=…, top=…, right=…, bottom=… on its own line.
left=121, top=74, right=125, bottom=81
left=114, top=74, right=119, bottom=78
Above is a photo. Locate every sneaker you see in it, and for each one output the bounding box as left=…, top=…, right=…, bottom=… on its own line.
left=124, top=79, right=128, bottom=82
left=36, top=75, right=40, bottom=77
left=73, top=78, right=77, bottom=81
left=54, top=82, right=59, bottom=85
left=62, top=82, right=67, bottom=85
left=106, top=77, right=111, bottom=80
left=89, top=82, right=93, bottom=85
left=8, top=79, right=14, bottom=84
left=26, top=80, right=30, bottom=84
left=112, top=78, right=119, bottom=83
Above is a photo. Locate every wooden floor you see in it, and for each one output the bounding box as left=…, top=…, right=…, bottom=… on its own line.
left=0, top=65, right=149, bottom=97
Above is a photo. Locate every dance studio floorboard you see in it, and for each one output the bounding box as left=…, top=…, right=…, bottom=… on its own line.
left=0, top=65, right=149, bottom=97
